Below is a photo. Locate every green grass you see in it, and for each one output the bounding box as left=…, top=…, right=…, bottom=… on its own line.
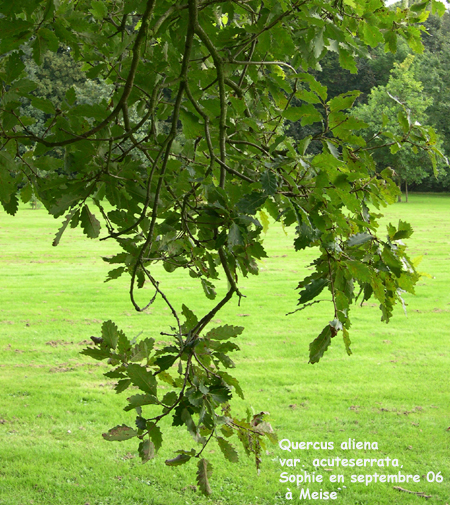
left=1, top=194, right=449, bottom=505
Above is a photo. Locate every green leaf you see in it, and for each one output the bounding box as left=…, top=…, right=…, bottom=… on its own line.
left=328, top=91, right=360, bottom=112
left=179, top=109, right=203, bottom=139
left=31, top=96, right=56, bottom=115
left=392, top=220, right=413, bottom=240
left=147, top=422, right=163, bottom=453
left=260, top=171, right=277, bottom=196
left=126, top=364, right=157, bottom=395
left=89, top=0, right=108, bottom=19
left=201, top=278, right=217, bottom=300
left=258, top=210, right=270, bottom=233
left=0, top=152, right=17, bottom=203
left=347, top=232, right=372, bottom=247
left=101, top=320, right=119, bottom=349
left=65, top=87, right=77, bottom=106
left=138, top=439, right=155, bottom=463
left=80, top=347, right=111, bottom=361
left=309, top=325, right=333, bottom=364
left=209, top=386, right=231, bottom=404
left=338, top=46, right=357, bottom=74
left=397, top=110, right=410, bottom=134
left=165, top=454, right=191, bottom=467
left=362, top=22, right=384, bottom=47
left=206, top=325, right=244, bottom=340
left=1, top=193, right=19, bottom=216
left=154, top=354, right=178, bottom=371
left=114, top=379, right=132, bottom=393
left=298, top=278, right=328, bottom=305
left=217, top=437, right=239, bottom=463
left=53, top=210, right=77, bottom=246
left=214, top=352, right=235, bottom=369
left=297, top=136, right=311, bottom=155
left=236, top=192, right=267, bottom=215
left=80, top=205, right=101, bottom=239
left=196, top=458, right=213, bottom=496
left=228, top=222, right=244, bottom=246
left=282, top=104, right=322, bottom=125
left=343, top=327, right=352, bottom=356
left=182, top=304, right=198, bottom=331
left=218, top=371, right=244, bottom=399
left=123, top=394, right=159, bottom=412
left=297, top=73, right=327, bottom=100
left=102, top=424, right=137, bottom=441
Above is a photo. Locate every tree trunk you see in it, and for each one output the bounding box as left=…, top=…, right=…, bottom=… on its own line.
left=405, top=180, right=408, bottom=203
left=397, top=179, right=402, bottom=203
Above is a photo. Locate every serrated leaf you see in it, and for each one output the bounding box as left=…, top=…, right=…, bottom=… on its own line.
left=258, top=210, right=270, bottom=233
left=102, top=424, right=137, bottom=441
left=260, top=171, right=277, bottom=196
left=135, top=416, right=147, bottom=430
left=196, top=458, right=213, bottom=496
left=104, top=369, right=126, bottom=379
left=236, top=192, right=267, bottom=215
left=343, top=327, right=352, bottom=356
left=1, top=192, right=19, bottom=216
left=31, top=96, right=56, bottom=115
left=298, top=136, right=312, bottom=155
left=328, top=91, right=360, bottom=112
left=126, top=364, right=157, bottom=395
left=397, top=110, right=410, bottom=134
left=228, top=222, right=244, bottom=246
left=298, top=278, right=328, bottom=305
left=217, top=437, right=239, bottom=463
left=53, top=209, right=78, bottom=246
left=155, top=354, right=178, bottom=371
left=218, top=371, right=244, bottom=399
left=65, top=87, right=77, bottom=105
left=89, top=0, right=108, bottom=19
left=80, top=205, right=101, bottom=239
left=80, top=347, right=110, bottom=361
left=309, top=325, right=333, bottom=364
left=282, top=104, right=322, bottom=125
left=201, top=278, right=216, bottom=300
left=101, top=320, right=119, bottom=349
left=296, top=73, right=327, bottom=100
left=392, top=220, right=413, bottom=240
left=362, top=21, right=384, bottom=47
left=0, top=152, right=17, bottom=203
left=138, top=439, right=155, bottom=463
left=124, top=394, right=159, bottom=412
left=347, top=232, right=372, bottom=247
left=115, top=378, right=132, bottom=393
left=294, top=223, right=321, bottom=250
left=179, top=108, right=203, bottom=139
left=105, top=266, right=126, bottom=282
left=182, top=304, right=198, bottom=331
left=209, top=386, right=231, bottom=404
left=20, top=184, right=33, bottom=204
left=214, top=352, right=235, bottom=369
left=206, top=325, right=244, bottom=340
left=147, top=422, right=163, bottom=453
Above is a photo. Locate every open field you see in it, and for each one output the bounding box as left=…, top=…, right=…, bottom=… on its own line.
left=1, top=194, right=449, bottom=505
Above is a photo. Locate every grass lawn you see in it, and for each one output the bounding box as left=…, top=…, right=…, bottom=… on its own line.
left=0, top=194, right=449, bottom=505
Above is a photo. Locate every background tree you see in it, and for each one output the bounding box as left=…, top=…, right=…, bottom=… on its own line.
left=0, top=0, right=446, bottom=494
left=352, top=54, right=446, bottom=201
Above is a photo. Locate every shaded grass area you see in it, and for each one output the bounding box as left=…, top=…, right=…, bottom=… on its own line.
left=1, top=194, right=449, bottom=504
